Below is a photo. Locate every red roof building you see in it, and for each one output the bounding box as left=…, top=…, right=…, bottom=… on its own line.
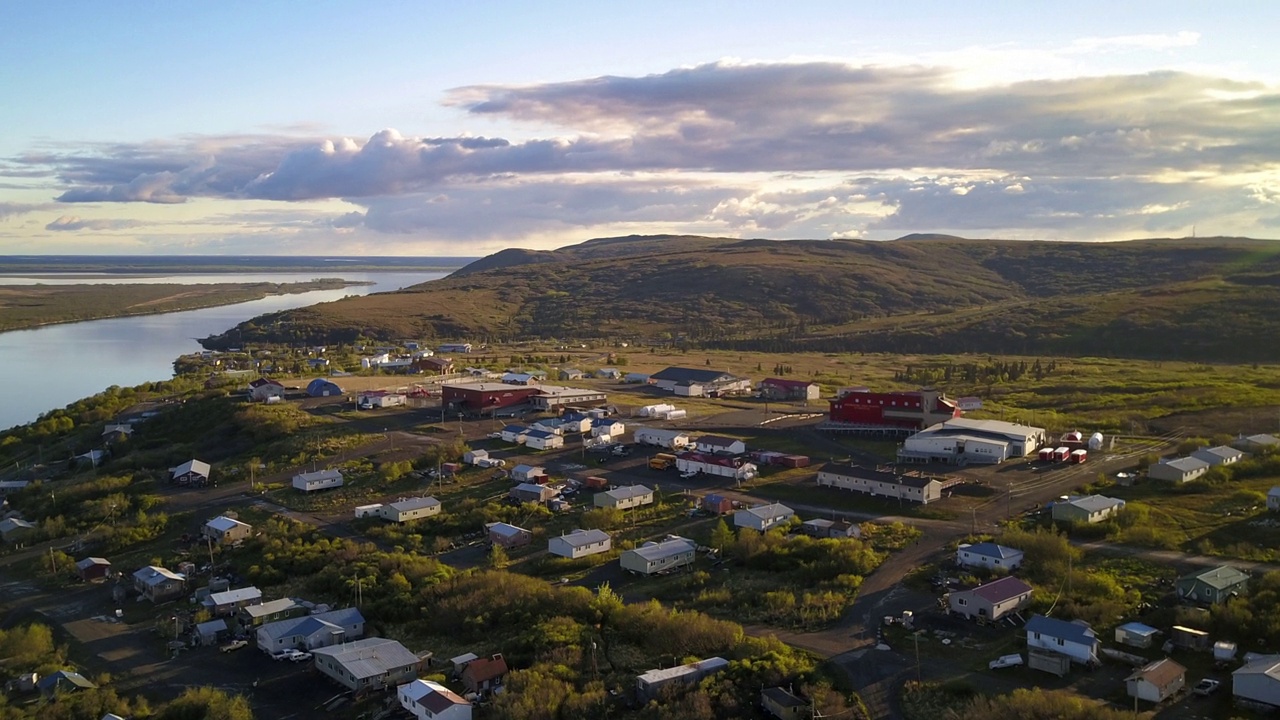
left=827, top=389, right=960, bottom=431
left=461, top=653, right=509, bottom=695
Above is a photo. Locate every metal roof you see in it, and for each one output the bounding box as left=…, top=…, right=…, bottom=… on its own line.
left=637, top=656, right=728, bottom=684
left=968, top=576, right=1033, bottom=604
left=1127, top=657, right=1185, bottom=686
left=387, top=497, right=440, bottom=512
left=651, top=367, right=743, bottom=383
left=402, top=679, right=469, bottom=713
left=242, top=598, right=300, bottom=618
left=208, top=587, right=262, bottom=605
left=313, top=637, right=420, bottom=680
left=1160, top=456, right=1211, bottom=473
left=258, top=607, right=363, bottom=642
left=206, top=515, right=249, bottom=532
left=1181, top=565, right=1250, bottom=590
left=171, top=459, right=211, bottom=477
left=557, top=529, right=611, bottom=548
left=961, top=542, right=1021, bottom=560
left=628, top=537, right=696, bottom=562
left=603, top=485, right=653, bottom=502
left=1116, top=622, right=1159, bottom=637
left=487, top=522, right=529, bottom=539
left=1066, top=495, right=1125, bottom=513
left=740, top=503, right=793, bottom=520
left=1026, top=615, right=1097, bottom=647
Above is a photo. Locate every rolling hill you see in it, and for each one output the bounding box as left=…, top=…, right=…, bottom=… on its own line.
left=204, top=234, right=1280, bottom=362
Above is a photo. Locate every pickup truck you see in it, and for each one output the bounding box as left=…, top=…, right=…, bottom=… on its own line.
left=988, top=653, right=1023, bottom=670
left=220, top=639, right=249, bottom=653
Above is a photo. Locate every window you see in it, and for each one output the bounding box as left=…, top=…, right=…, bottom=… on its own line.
left=957, top=598, right=967, bottom=606
left=1056, top=638, right=1064, bottom=646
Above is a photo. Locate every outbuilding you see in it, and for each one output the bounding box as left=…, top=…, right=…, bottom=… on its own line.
left=1127, top=658, right=1186, bottom=704
left=1148, top=456, right=1211, bottom=484
left=292, top=469, right=344, bottom=493
left=306, top=378, right=344, bottom=397
left=733, top=503, right=794, bottom=532
left=548, top=529, right=612, bottom=559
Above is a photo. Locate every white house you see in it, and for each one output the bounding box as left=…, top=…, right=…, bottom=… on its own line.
left=1235, top=434, right=1280, bottom=453
left=499, top=425, right=529, bottom=444
left=203, top=515, right=252, bottom=544
left=1148, top=456, right=1211, bottom=483
left=1051, top=495, right=1126, bottom=524
left=633, top=427, right=690, bottom=450
left=1270, top=487, right=1280, bottom=512
left=399, top=679, right=472, bottom=720
left=948, top=576, right=1033, bottom=622
left=1233, top=654, right=1280, bottom=710
left=956, top=542, right=1024, bottom=571
left=292, top=469, right=344, bottom=493
left=1025, top=615, right=1099, bottom=665
left=254, top=607, right=365, bottom=653
left=548, top=529, right=612, bottom=559
left=591, top=419, right=625, bottom=438
left=509, top=464, right=546, bottom=483
left=1192, top=445, right=1245, bottom=467
left=438, top=343, right=472, bottom=354
left=694, top=435, right=747, bottom=455
left=524, top=429, right=564, bottom=451
left=377, top=497, right=442, bottom=523
left=816, top=463, right=946, bottom=505
left=620, top=536, right=697, bottom=575
left=1126, top=658, right=1186, bottom=704
left=463, top=449, right=489, bottom=465
left=594, top=485, right=654, bottom=510
left=733, top=503, right=795, bottom=532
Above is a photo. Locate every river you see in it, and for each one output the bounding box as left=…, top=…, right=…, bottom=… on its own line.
left=0, top=271, right=448, bottom=431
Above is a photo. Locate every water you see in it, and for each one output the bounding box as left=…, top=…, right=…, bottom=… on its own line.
left=0, top=271, right=447, bottom=430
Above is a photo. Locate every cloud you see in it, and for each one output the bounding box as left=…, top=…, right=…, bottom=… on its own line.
left=5, top=60, right=1280, bottom=243
left=45, top=215, right=143, bottom=231
left=0, top=202, right=53, bottom=219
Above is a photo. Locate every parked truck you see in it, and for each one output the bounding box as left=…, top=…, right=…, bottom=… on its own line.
left=649, top=453, right=678, bottom=470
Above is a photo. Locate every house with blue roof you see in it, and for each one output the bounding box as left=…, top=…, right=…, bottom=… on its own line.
left=500, top=425, right=529, bottom=444
left=254, top=607, right=365, bottom=653
left=956, top=542, right=1024, bottom=571
left=1026, top=614, right=1099, bottom=665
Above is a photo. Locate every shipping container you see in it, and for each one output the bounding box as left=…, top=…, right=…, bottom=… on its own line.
left=1070, top=449, right=1087, bottom=464
left=1038, top=448, right=1055, bottom=462
left=1053, top=447, right=1071, bottom=462
left=777, top=455, right=811, bottom=468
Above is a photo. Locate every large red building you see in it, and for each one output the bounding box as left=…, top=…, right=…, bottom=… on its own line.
left=827, top=389, right=960, bottom=430
left=441, top=383, right=541, bottom=414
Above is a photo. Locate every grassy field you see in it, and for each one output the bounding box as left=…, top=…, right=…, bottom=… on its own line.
left=0, top=278, right=362, bottom=332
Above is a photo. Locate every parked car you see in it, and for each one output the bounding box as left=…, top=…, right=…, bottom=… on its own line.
left=679, top=471, right=699, bottom=479
left=220, top=639, right=248, bottom=653
left=1193, top=678, right=1222, bottom=696
left=287, top=650, right=313, bottom=663
left=271, top=649, right=292, bottom=661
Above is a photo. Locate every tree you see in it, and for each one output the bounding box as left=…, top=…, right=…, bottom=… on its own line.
left=708, top=519, right=734, bottom=551
left=159, top=687, right=254, bottom=720
left=488, top=544, right=510, bottom=569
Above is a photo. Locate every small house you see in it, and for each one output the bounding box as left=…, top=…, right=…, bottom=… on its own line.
left=238, top=597, right=305, bottom=628
left=1191, top=445, right=1245, bottom=467
left=1026, top=615, right=1099, bottom=665
left=800, top=518, right=861, bottom=538
left=623, top=372, right=650, bottom=384
left=510, top=464, right=547, bottom=484
left=1234, top=433, right=1280, bottom=453
left=548, top=529, right=612, bottom=559
left=558, top=368, right=584, bottom=381
left=292, top=469, right=344, bottom=493
left=594, top=485, right=654, bottom=510
left=596, top=368, right=622, bottom=379
left=100, top=423, right=134, bottom=443
left=734, top=503, right=795, bottom=532
left=133, top=565, right=186, bottom=602
left=955, top=542, right=1024, bottom=571
left=1171, top=625, right=1211, bottom=650
left=1148, top=456, right=1211, bottom=484
left=415, top=356, right=455, bottom=375
left=948, top=576, right=1033, bottom=622
left=170, top=459, right=211, bottom=487
left=1127, top=658, right=1186, bottom=704
left=1115, top=622, right=1160, bottom=649
left=591, top=419, right=625, bottom=438
left=1050, top=495, right=1125, bottom=524
left=1176, top=565, right=1250, bottom=605
left=486, top=522, right=532, bottom=548
left=510, top=483, right=557, bottom=504
left=203, top=515, right=252, bottom=545
left=0, top=517, right=36, bottom=543
left=255, top=607, right=364, bottom=653
left=204, top=586, right=263, bottom=616
left=1271, top=487, right=1280, bottom=511
left=620, top=536, right=697, bottom=575
left=463, top=449, right=489, bottom=465
left=36, top=671, right=96, bottom=697
left=461, top=653, right=509, bottom=696
left=758, top=378, right=820, bottom=401
left=313, top=637, right=422, bottom=692
left=399, top=679, right=471, bottom=720
left=524, top=429, right=565, bottom=451
left=761, top=686, right=808, bottom=720
left=695, top=435, right=747, bottom=455
left=701, top=494, right=734, bottom=515
left=249, top=378, right=285, bottom=402
left=377, top=497, right=442, bottom=523
left=194, top=618, right=229, bottom=646
left=1233, top=654, right=1280, bottom=709
left=75, top=557, right=111, bottom=582
left=499, top=425, right=529, bottom=444
left=502, top=372, right=539, bottom=386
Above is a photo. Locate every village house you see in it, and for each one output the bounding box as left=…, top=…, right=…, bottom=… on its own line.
left=592, top=418, right=626, bottom=438
left=486, top=522, right=532, bottom=548
left=500, top=424, right=530, bottom=444
left=502, top=372, right=540, bottom=386
left=1050, top=495, right=1126, bottom=524
left=203, top=586, right=263, bottom=617
left=100, top=423, right=134, bottom=443
left=815, top=463, right=947, bottom=505
left=524, top=429, right=565, bottom=451
left=509, top=483, right=557, bottom=504
left=1233, top=654, right=1280, bottom=710
left=734, top=503, right=795, bottom=532
left=948, top=576, right=1033, bottom=622
left=594, top=485, right=654, bottom=511
left=313, top=637, right=423, bottom=692
left=1234, top=434, right=1280, bottom=453
left=635, top=657, right=729, bottom=700
left=37, top=671, right=96, bottom=697
left=548, top=529, right=612, bottom=559
left=415, top=356, right=455, bottom=375
left=255, top=607, right=365, bottom=653
left=701, top=494, right=734, bottom=515
left=595, top=368, right=622, bottom=379
left=133, top=565, right=186, bottom=602
left=203, top=515, right=252, bottom=545
left=75, top=557, right=112, bottom=582
left=399, top=679, right=471, bottom=720
left=1270, top=487, right=1280, bottom=511
left=620, top=536, right=697, bottom=575
left=437, top=343, right=472, bottom=354
left=558, top=368, right=584, bottom=381
left=292, top=468, right=344, bottom=492
left=377, top=497, right=442, bottom=523
left=1148, top=456, right=1211, bottom=483
left=1176, top=565, right=1250, bottom=605
left=460, top=653, right=509, bottom=696
left=1025, top=614, right=1100, bottom=665
left=0, top=517, right=36, bottom=543
left=170, top=459, right=211, bottom=486
left=249, top=378, right=285, bottom=402
left=1191, top=445, right=1245, bottom=466
left=761, top=687, right=809, bottom=720
left=1126, top=658, right=1186, bottom=704
left=509, top=464, right=547, bottom=484
left=694, top=435, right=747, bottom=455
left=758, top=378, right=821, bottom=401
left=800, top=518, right=861, bottom=539
left=194, top=619, right=229, bottom=647
left=238, top=597, right=305, bottom=628
left=955, top=542, right=1024, bottom=571
left=675, top=452, right=758, bottom=481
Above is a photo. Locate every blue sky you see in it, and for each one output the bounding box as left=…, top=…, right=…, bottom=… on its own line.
left=2, top=1, right=1278, bottom=255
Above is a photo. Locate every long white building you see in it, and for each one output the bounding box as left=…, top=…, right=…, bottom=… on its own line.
left=899, top=417, right=1046, bottom=465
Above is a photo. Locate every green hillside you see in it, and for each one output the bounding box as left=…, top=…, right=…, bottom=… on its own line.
left=204, top=234, right=1280, bottom=362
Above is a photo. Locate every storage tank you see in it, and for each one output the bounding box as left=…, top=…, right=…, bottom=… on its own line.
left=1088, top=432, right=1104, bottom=450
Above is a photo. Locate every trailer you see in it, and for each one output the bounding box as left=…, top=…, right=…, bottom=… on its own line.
left=1038, top=448, right=1055, bottom=462
left=1070, top=449, right=1088, bottom=464
left=633, top=427, right=690, bottom=450
left=1053, top=447, right=1071, bottom=462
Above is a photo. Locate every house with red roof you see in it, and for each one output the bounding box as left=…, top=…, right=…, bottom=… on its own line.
left=948, top=576, right=1033, bottom=622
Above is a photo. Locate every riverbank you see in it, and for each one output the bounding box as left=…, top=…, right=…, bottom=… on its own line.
left=0, top=278, right=370, bottom=333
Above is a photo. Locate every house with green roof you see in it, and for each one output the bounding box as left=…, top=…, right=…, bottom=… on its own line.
left=1176, top=565, right=1250, bottom=605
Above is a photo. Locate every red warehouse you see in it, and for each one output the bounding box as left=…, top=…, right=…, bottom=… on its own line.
left=441, top=382, right=541, bottom=414
left=827, top=389, right=960, bottom=431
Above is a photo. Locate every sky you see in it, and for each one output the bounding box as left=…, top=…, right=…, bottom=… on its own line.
left=2, top=1, right=1279, bottom=256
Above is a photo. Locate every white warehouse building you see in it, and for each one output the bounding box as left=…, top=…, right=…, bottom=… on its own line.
left=899, top=418, right=1046, bottom=465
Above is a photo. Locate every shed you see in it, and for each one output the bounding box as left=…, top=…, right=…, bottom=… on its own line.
left=761, top=686, right=808, bottom=720
left=1115, top=622, right=1160, bottom=649
left=1126, top=658, right=1186, bottom=703
left=195, top=618, right=229, bottom=646
left=1171, top=625, right=1211, bottom=650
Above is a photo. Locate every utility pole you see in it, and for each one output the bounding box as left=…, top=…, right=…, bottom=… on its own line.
left=914, top=631, right=921, bottom=683
left=971, top=506, right=977, bottom=535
